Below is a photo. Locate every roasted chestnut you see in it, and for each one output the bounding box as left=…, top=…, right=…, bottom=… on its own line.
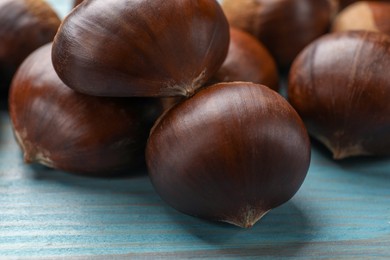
left=288, top=31, right=390, bottom=159
left=9, top=43, right=163, bottom=175
left=332, top=1, right=390, bottom=35
left=209, top=27, right=279, bottom=91
left=0, top=0, right=61, bottom=92
left=146, top=82, right=311, bottom=228
left=221, top=0, right=335, bottom=69
left=52, top=0, right=230, bottom=97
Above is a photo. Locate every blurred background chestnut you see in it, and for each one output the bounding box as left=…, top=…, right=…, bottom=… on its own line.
left=221, top=0, right=336, bottom=69
left=9, top=43, right=163, bottom=176
left=332, top=1, right=390, bottom=35
left=209, top=27, right=279, bottom=91
left=0, top=0, right=61, bottom=94
left=288, top=31, right=390, bottom=159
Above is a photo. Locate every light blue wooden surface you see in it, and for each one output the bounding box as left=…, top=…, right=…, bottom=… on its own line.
left=1, top=107, right=390, bottom=259
left=1, top=1, right=390, bottom=258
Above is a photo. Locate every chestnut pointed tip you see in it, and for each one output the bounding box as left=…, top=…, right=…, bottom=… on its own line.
left=328, top=142, right=371, bottom=160
left=223, top=207, right=270, bottom=229
left=23, top=152, right=33, bottom=164
left=21, top=147, right=54, bottom=167
left=332, top=149, right=349, bottom=160
left=168, top=70, right=207, bottom=98
left=317, top=135, right=370, bottom=160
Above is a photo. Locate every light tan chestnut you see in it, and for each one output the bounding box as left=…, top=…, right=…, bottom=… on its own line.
left=146, top=82, right=310, bottom=228
left=210, top=27, right=279, bottom=91
left=0, top=0, right=60, bottom=92
left=9, top=43, right=163, bottom=176
left=332, top=1, right=390, bottom=35
left=288, top=31, right=390, bottom=159
left=52, top=0, right=230, bottom=97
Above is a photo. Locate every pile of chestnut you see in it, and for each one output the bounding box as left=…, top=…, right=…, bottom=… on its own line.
left=2, top=0, right=390, bottom=228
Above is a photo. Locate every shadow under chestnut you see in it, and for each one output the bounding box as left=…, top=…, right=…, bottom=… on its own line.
left=162, top=199, right=316, bottom=258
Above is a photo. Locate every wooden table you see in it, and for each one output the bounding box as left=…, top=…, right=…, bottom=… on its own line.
left=1, top=1, right=390, bottom=258
left=2, top=107, right=390, bottom=258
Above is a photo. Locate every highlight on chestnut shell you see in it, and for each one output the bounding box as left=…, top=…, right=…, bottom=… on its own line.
left=146, top=82, right=311, bottom=228
left=9, top=43, right=163, bottom=176
left=0, top=0, right=61, bottom=92
left=209, top=27, right=279, bottom=91
left=288, top=31, right=390, bottom=159
left=52, top=0, right=230, bottom=98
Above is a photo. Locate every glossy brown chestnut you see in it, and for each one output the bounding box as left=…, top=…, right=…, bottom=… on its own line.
left=146, top=82, right=311, bottom=228
left=209, top=27, right=279, bottom=91
left=288, top=31, right=390, bottom=159
left=332, top=1, right=390, bottom=35
left=9, top=43, right=163, bottom=175
left=52, top=0, right=230, bottom=97
left=0, top=0, right=61, bottom=92
left=221, top=0, right=335, bottom=69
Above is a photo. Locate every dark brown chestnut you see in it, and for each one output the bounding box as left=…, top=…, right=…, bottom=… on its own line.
left=221, top=0, right=335, bottom=69
left=9, top=43, right=163, bottom=175
left=288, top=31, right=390, bottom=159
left=52, top=0, right=230, bottom=97
left=332, top=1, right=390, bottom=35
left=0, top=0, right=61, bottom=92
left=209, top=27, right=279, bottom=91
left=146, top=82, right=311, bottom=228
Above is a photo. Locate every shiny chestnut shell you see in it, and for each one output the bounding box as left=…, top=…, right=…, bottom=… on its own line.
left=210, top=27, right=279, bottom=91
left=221, top=0, right=334, bottom=69
left=9, top=44, right=163, bottom=175
left=0, top=0, right=60, bottom=92
left=146, top=82, right=311, bottom=228
left=332, top=1, right=390, bottom=35
left=288, top=31, right=390, bottom=159
left=52, top=0, right=230, bottom=97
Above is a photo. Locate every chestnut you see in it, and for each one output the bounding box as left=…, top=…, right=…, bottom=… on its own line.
left=9, top=43, right=163, bottom=175
left=0, top=0, right=61, bottom=92
left=288, top=31, right=390, bottom=159
left=221, top=0, right=335, bottom=69
left=52, top=0, right=230, bottom=97
left=209, top=27, right=279, bottom=91
left=146, top=82, right=311, bottom=228
left=332, top=1, right=390, bottom=35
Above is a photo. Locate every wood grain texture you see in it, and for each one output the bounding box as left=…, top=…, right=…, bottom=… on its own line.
left=1, top=107, right=390, bottom=259
left=1, top=1, right=390, bottom=258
